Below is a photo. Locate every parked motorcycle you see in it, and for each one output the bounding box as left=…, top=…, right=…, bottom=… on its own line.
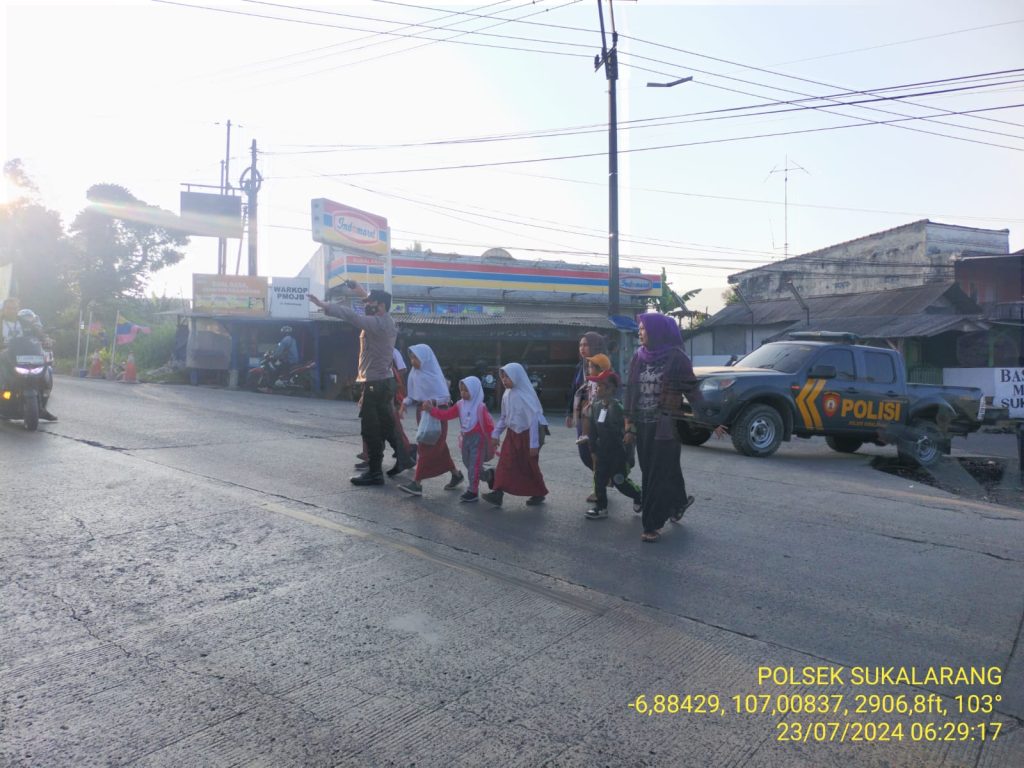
left=0, top=333, right=54, bottom=431
left=528, top=368, right=543, bottom=399
left=246, top=351, right=315, bottom=395
left=481, top=372, right=497, bottom=410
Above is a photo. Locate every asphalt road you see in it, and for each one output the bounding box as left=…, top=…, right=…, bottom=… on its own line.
left=2, top=378, right=1022, bottom=767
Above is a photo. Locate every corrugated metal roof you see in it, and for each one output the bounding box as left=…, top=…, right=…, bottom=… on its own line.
left=769, top=313, right=989, bottom=340
left=704, top=283, right=978, bottom=328
left=393, top=310, right=621, bottom=328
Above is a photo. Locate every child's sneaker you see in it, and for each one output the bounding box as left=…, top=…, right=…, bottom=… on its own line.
left=459, top=491, right=478, bottom=503
left=481, top=490, right=504, bottom=507
left=525, top=496, right=546, bottom=507
left=584, top=507, right=608, bottom=520
left=444, top=471, right=464, bottom=490
left=398, top=480, right=423, bottom=496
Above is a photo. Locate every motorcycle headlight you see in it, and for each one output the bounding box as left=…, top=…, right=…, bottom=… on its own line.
left=699, top=377, right=736, bottom=393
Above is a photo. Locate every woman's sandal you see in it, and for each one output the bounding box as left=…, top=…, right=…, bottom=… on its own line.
left=670, top=495, right=696, bottom=523
left=641, top=531, right=660, bottom=543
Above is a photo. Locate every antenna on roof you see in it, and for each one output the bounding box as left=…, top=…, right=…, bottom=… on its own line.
left=766, top=156, right=809, bottom=260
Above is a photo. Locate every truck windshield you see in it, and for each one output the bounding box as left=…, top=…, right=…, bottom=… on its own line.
left=737, top=343, right=816, bottom=373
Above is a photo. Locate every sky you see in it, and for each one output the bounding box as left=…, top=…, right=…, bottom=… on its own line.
left=2, top=0, right=1023, bottom=314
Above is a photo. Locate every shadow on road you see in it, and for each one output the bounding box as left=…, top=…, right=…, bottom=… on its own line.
left=872, top=455, right=1023, bottom=509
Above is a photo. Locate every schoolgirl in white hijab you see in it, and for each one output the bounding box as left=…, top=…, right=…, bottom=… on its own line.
left=457, top=375, right=485, bottom=433
left=397, top=343, right=461, bottom=496
left=496, top=362, right=546, bottom=440
left=402, top=344, right=451, bottom=410
left=483, top=361, right=549, bottom=506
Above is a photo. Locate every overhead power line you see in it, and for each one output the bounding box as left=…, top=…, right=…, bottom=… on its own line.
left=776, top=18, right=1024, bottom=67
left=267, top=102, right=1024, bottom=179
left=153, top=0, right=593, bottom=60
left=615, top=48, right=1024, bottom=151
left=261, top=71, right=1024, bottom=156
left=620, top=32, right=1024, bottom=131
left=205, top=0, right=525, bottom=79
left=245, top=0, right=585, bottom=83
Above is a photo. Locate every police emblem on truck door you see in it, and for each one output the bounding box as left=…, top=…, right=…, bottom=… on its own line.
left=822, top=392, right=840, bottom=418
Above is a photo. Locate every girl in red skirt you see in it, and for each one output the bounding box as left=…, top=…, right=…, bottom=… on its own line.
left=482, top=362, right=548, bottom=507
left=398, top=344, right=462, bottom=496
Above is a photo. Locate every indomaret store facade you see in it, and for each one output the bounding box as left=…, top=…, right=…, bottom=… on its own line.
left=304, top=246, right=662, bottom=407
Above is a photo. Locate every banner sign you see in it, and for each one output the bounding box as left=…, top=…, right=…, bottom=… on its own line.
left=994, top=368, right=1024, bottom=418
left=435, top=303, right=507, bottom=316
left=180, top=192, right=243, bottom=238
left=193, top=274, right=269, bottom=315
left=311, top=199, right=389, bottom=256
left=269, top=277, right=310, bottom=319
left=391, top=302, right=433, bottom=315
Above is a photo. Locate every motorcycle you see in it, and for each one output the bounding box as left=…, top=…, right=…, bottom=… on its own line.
left=481, top=372, right=497, bottom=410
left=528, top=369, right=543, bottom=399
left=246, top=351, right=315, bottom=395
left=0, top=333, right=54, bottom=431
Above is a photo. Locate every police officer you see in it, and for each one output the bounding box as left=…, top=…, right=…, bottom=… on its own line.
left=309, top=281, right=414, bottom=485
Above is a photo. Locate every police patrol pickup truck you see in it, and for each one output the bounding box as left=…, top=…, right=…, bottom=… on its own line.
left=679, top=332, right=985, bottom=467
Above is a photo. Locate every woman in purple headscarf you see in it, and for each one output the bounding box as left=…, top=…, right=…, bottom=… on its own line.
left=624, top=312, right=701, bottom=543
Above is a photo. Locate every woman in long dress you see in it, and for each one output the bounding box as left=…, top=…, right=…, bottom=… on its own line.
left=397, top=344, right=462, bottom=496
left=624, top=313, right=700, bottom=542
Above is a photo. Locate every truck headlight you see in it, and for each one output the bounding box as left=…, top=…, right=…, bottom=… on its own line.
left=700, top=377, right=735, bottom=393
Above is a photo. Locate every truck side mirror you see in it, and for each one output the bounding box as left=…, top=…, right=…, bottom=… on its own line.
left=809, top=364, right=837, bottom=379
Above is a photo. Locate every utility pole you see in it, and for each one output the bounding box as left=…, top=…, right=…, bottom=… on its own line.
left=218, top=120, right=232, bottom=275
left=239, top=139, right=263, bottom=276
left=767, top=155, right=808, bottom=259
left=594, top=0, right=619, bottom=317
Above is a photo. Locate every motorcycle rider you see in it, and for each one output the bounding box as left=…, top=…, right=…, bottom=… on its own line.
left=0, top=304, right=57, bottom=421
left=267, top=325, right=299, bottom=387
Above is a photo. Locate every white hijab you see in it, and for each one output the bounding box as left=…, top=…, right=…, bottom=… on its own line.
left=500, top=362, right=545, bottom=432
left=406, top=344, right=450, bottom=403
left=458, top=376, right=485, bottom=432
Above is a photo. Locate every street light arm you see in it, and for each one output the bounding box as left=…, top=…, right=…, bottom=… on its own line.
left=647, top=76, right=693, bottom=88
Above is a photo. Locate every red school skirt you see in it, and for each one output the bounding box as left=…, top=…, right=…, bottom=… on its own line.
left=414, top=414, right=457, bottom=482
left=494, top=428, right=548, bottom=497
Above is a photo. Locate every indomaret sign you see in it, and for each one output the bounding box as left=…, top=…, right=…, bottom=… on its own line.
left=311, top=199, right=389, bottom=257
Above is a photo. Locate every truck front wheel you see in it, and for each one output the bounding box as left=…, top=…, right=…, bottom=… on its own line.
left=897, top=419, right=948, bottom=468
left=677, top=422, right=712, bottom=446
left=731, top=404, right=783, bottom=457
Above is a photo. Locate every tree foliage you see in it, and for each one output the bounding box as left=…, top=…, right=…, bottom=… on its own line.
left=0, top=161, right=77, bottom=325
left=658, top=269, right=702, bottom=314
left=69, top=183, right=188, bottom=307
left=2, top=163, right=190, bottom=359
left=722, top=286, right=741, bottom=305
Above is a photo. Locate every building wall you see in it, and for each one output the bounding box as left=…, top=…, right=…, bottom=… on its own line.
left=730, top=221, right=1009, bottom=302
left=956, top=257, right=1022, bottom=305
left=686, top=323, right=790, bottom=358
left=321, top=247, right=661, bottom=311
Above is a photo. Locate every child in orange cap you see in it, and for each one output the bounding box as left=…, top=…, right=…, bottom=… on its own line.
left=583, top=368, right=642, bottom=520
left=571, top=353, right=612, bottom=445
